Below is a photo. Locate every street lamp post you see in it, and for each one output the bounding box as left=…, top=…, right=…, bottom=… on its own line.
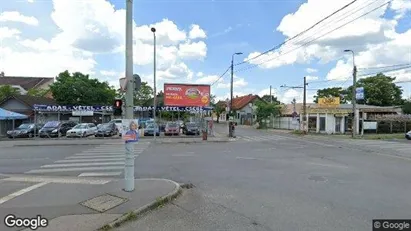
left=344, top=49, right=357, bottom=138
left=151, top=27, right=157, bottom=141
left=124, top=0, right=134, bottom=192
left=229, top=52, right=243, bottom=137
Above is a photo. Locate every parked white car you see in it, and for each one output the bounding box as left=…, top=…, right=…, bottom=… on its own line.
left=109, top=119, right=123, bottom=136
left=66, top=123, right=97, bottom=138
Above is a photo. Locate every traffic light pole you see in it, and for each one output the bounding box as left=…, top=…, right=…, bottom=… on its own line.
left=124, top=0, right=135, bottom=192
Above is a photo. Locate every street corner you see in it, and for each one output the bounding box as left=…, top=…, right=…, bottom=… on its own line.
left=97, top=178, right=181, bottom=230
left=0, top=177, right=181, bottom=231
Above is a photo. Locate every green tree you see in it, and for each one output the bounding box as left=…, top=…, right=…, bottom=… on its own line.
left=27, top=88, right=49, bottom=97
left=313, top=87, right=348, bottom=104
left=134, top=82, right=154, bottom=106
left=50, top=71, right=116, bottom=105
left=261, top=94, right=281, bottom=104
left=0, top=85, right=20, bottom=101
left=346, top=73, right=403, bottom=106
left=255, top=101, right=280, bottom=128
left=403, top=99, right=411, bottom=114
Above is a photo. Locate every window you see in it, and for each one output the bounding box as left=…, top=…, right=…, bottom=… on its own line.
left=319, top=117, right=326, bottom=131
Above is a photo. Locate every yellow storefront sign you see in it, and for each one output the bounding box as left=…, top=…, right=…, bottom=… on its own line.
left=318, top=97, right=340, bottom=108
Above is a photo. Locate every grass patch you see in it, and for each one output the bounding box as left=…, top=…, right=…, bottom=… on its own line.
left=360, top=133, right=405, bottom=140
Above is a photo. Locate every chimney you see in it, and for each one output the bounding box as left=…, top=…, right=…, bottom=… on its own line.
left=236, top=95, right=238, bottom=98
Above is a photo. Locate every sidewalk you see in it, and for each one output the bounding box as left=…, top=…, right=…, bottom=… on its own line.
left=0, top=175, right=180, bottom=231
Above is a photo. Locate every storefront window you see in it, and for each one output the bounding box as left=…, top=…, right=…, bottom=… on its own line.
left=319, top=117, right=326, bottom=131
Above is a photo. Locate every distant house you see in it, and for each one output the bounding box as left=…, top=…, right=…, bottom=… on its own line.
left=0, top=73, right=54, bottom=98
left=215, top=94, right=266, bottom=125
left=0, top=95, right=57, bottom=136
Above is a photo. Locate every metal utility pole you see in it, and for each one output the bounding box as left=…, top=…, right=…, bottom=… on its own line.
left=303, top=76, right=307, bottom=134
left=229, top=52, right=243, bottom=137
left=345, top=49, right=357, bottom=138
left=269, top=85, right=272, bottom=103
left=280, top=78, right=308, bottom=133
left=151, top=27, right=157, bottom=141
left=124, top=0, right=134, bottom=192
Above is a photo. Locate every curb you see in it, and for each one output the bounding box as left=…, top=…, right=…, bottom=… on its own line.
left=97, top=179, right=182, bottom=230
left=155, top=139, right=229, bottom=144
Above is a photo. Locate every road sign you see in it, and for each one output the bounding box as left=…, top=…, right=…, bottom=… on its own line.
left=356, top=87, right=364, bottom=100
left=133, top=74, right=141, bottom=91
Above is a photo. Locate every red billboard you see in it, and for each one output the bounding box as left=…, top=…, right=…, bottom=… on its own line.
left=164, top=83, right=211, bottom=107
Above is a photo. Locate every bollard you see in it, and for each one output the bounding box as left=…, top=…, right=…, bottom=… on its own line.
left=124, top=141, right=135, bottom=191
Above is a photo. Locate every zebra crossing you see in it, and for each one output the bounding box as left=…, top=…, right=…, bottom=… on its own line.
left=25, top=141, right=151, bottom=177
left=235, top=134, right=292, bottom=142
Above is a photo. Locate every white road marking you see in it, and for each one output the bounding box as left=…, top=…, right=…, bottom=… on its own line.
left=308, top=162, right=349, bottom=169
left=75, top=153, right=130, bottom=156
left=66, top=155, right=138, bottom=159
left=40, top=162, right=125, bottom=168
left=25, top=166, right=124, bottom=173
left=55, top=158, right=125, bottom=163
left=171, top=154, right=197, bottom=157
left=78, top=172, right=122, bottom=177
left=236, top=157, right=257, bottom=160
left=0, top=182, right=48, bottom=205
left=2, top=176, right=110, bottom=184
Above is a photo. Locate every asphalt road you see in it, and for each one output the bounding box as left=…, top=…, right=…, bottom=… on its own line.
left=118, top=130, right=411, bottom=230
left=1, top=126, right=411, bottom=230
left=0, top=145, right=92, bottom=175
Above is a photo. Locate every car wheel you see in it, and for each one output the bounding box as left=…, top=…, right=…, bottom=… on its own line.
left=406, top=136, right=411, bottom=140
left=28, top=133, right=33, bottom=138
left=83, top=132, right=86, bottom=138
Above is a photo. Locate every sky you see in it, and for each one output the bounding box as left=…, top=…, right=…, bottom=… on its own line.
left=0, top=0, right=411, bottom=105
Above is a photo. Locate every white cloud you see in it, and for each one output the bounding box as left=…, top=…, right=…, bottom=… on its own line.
left=327, top=29, right=411, bottom=81
left=196, top=72, right=204, bottom=77
left=306, top=75, right=319, bottom=81
left=189, top=24, right=207, bottom=39
left=0, top=0, right=207, bottom=87
left=28, top=0, right=34, bottom=2
left=390, top=0, right=411, bottom=19
left=195, top=75, right=222, bottom=85
left=245, top=0, right=410, bottom=76
left=216, top=75, right=248, bottom=89
left=0, top=27, right=21, bottom=39
left=100, top=70, right=119, bottom=77
left=306, top=68, right=317, bottom=73
left=0, top=11, right=39, bottom=26
left=178, top=41, right=207, bottom=60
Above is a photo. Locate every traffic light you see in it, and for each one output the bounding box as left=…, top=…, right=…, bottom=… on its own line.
left=113, top=99, right=123, bottom=116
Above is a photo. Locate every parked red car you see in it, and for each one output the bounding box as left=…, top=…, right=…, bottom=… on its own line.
left=165, top=122, right=179, bottom=136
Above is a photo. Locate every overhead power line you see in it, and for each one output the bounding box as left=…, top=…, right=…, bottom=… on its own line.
left=233, top=0, right=392, bottom=74
left=358, top=63, right=411, bottom=70
left=210, top=66, right=231, bottom=86
left=235, top=0, right=359, bottom=66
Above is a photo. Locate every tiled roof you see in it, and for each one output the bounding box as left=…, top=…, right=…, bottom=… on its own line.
left=231, top=94, right=260, bottom=110
left=280, top=103, right=316, bottom=115
left=0, top=95, right=56, bottom=107
left=0, top=76, right=54, bottom=90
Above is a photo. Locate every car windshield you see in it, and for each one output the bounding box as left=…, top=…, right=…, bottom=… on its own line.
left=167, top=123, right=177, bottom=127
left=100, top=124, right=111, bottom=129
left=73, top=124, right=88, bottom=129
left=17, top=124, right=33, bottom=129
left=187, top=124, right=197, bottom=128
left=43, top=121, right=60, bottom=128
